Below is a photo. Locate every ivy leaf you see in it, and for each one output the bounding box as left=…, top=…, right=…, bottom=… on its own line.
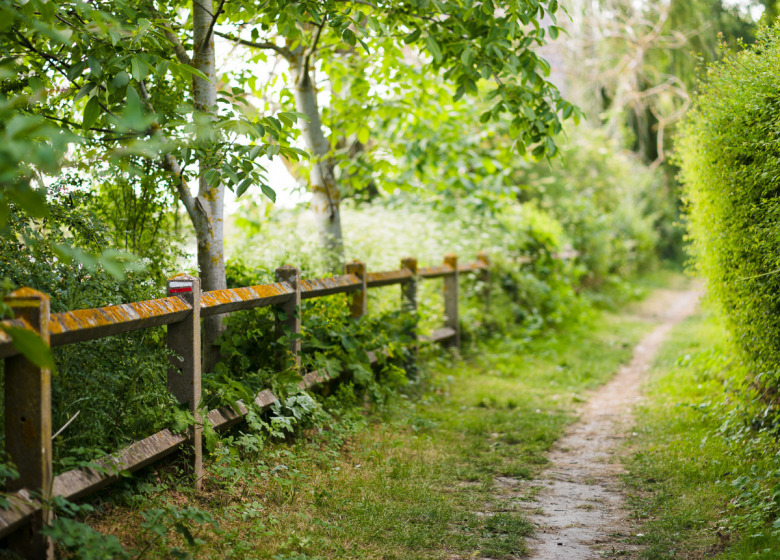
left=82, top=97, right=101, bottom=130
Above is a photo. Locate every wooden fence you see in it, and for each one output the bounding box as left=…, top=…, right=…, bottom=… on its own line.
left=0, top=251, right=493, bottom=558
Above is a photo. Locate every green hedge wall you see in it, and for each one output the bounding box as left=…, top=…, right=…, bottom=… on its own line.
left=677, top=25, right=780, bottom=388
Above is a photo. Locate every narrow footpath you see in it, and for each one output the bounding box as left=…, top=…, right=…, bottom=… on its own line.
left=520, top=289, right=701, bottom=559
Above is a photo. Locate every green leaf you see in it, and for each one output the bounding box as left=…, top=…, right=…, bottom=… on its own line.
left=453, top=85, right=466, bottom=102
left=82, top=97, right=101, bottom=130
left=461, top=46, right=475, bottom=66
left=172, top=61, right=211, bottom=83
left=222, top=164, right=240, bottom=186
left=88, top=56, right=102, bottom=78
left=28, top=77, right=44, bottom=92
left=545, top=136, right=557, bottom=156
left=357, top=127, right=370, bottom=144
left=425, top=35, right=443, bottom=64
left=549, top=25, right=559, bottom=40
left=125, top=85, right=142, bottom=121
left=112, top=71, right=130, bottom=89
left=74, top=82, right=96, bottom=102
left=130, top=57, right=149, bottom=82
left=260, top=184, right=276, bottom=203
left=278, top=112, right=295, bottom=127
left=2, top=326, right=56, bottom=371
left=7, top=184, right=50, bottom=219
left=236, top=178, right=252, bottom=197
left=404, top=28, right=422, bottom=44
left=204, top=168, right=221, bottom=186
left=342, top=28, right=357, bottom=47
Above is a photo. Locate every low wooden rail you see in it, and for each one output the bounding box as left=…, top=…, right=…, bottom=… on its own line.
left=0, top=251, right=499, bottom=557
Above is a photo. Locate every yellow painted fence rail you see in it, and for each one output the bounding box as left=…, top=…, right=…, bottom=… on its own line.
left=0, top=251, right=496, bottom=557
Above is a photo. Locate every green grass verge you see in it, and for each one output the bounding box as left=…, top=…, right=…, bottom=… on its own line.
left=623, top=313, right=780, bottom=559
left=71, top=308, right=654, bottom=560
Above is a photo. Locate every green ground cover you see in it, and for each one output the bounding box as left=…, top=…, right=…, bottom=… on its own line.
left=62, top=297, right=656, bottom=559
left=624, top=314, right=780, bottom=559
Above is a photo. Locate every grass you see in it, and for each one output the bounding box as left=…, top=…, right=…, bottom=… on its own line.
left=63, top=302, right=658, bottom=560
left=623, top=312, right=780, bottom=559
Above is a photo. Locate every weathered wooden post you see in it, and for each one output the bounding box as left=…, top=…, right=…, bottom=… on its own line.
left=443, top=253, right=460, bottom=348
left=345, top=260, right=367, bottom=319
left=275, top=265, right=302, bottom=371
left=5, top=288, right=54, bottom=559
left=401, top=257, right=418, bottom=377
left=477, top=251, right=491, bottom=311
left=166, top=274, right=202, bottom=491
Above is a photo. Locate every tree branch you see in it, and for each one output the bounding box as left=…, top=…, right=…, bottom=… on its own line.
left=162, top=27, right=193, bottom=65
left=214, top=31, right=292, bottom=60
left=302, top=15, right=328, bottom=80
left=200, top=0, right=228, bottom=53
left=137, top=81, right=201, bottom=225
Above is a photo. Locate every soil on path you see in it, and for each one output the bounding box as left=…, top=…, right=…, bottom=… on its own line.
left=520, top=288, right=701, bottom=559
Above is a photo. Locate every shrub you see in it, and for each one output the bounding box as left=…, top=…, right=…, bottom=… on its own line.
left=0, top=181, right=179, bottom=469
left=676, top=24, right=780, bottom=392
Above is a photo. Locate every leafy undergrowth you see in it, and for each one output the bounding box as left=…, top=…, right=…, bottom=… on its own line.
left=623, top=313, right=780, bottom=559
left=55, top=306, right=653, bottom=560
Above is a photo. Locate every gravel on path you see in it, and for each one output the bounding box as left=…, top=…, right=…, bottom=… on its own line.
left=521, top=289, right=701, bottom=559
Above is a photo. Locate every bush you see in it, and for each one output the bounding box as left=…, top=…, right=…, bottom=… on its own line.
left=0, top=181, right=179, bottom=469
left=676, top=24, right=780, bottom=393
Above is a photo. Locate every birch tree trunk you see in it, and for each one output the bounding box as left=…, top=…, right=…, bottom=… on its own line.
left=289, top=52, right=345, bottom=271
left=192, top=0, right=226, bottom=373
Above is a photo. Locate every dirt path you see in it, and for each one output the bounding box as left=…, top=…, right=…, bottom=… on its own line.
left=520, top=289, right=701, bottom=559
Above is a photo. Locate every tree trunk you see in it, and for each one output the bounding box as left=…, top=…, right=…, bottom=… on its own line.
left=289, top=52, right=345, bottom=271
left=192, top=0, right=226, bottom=373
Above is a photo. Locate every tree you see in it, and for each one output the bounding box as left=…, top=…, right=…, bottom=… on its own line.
left=218, top=0, right=577, bottom=268
left=2, top=0, right=307, bottom=369
left=2, top=0, right=574, bottom=369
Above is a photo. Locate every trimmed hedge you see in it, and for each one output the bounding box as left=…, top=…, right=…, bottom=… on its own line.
left=677, top=25, right=780, bottom=388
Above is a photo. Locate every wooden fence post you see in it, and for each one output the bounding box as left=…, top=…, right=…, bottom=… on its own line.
left=345, top=260, right=367, bottom=319
left=276, top=265, right=302, bottom=371
left=166, top=274, right=202, bottom=491
left=443, top=253, right=460, bottom=348
left=5, top=288, right=54, bottom=559
left=477, top=251, right=491, bottom=312
left=401, top=257, right=418, bottom=377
